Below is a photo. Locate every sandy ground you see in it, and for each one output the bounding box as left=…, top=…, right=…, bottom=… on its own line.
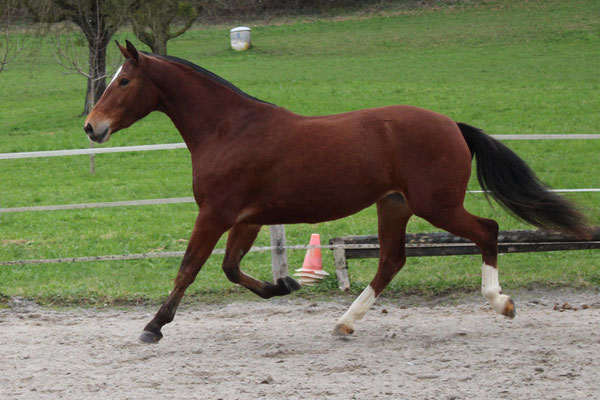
left=1, top=290, right=599, bottom=400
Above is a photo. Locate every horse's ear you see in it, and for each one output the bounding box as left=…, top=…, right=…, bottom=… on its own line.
left=116, top=41, right=129, bottom=60
left=125, top=40, right=140, bottom=64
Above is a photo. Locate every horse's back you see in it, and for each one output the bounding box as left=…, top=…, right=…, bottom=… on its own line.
left=287, top=104, right=472, bottom=188
left=289, top=105, right=469, bottom=157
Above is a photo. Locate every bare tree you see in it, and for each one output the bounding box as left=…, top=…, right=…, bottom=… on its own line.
left=27, top=0, right=143, bottom=114
left=0, top=0, right=24, bottom=73
left=132, top=0, right=197, bottom=55
left=52, top=23, right=122, bottom=172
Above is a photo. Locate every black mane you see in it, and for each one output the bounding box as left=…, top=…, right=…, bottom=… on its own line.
left=146, top=52, right=274, bottom=106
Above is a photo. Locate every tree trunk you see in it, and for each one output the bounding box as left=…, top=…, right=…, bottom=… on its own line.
left=153, top=28, right=168, bottom=55
left=82, top=39, right=108, bottom=115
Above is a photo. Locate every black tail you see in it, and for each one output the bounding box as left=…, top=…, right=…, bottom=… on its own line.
left=457, top=122, right=590, bottom=238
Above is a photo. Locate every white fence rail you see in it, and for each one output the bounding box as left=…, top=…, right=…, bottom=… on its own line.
left=0, top=143, right=188, bottom=160
left=2, top=189, right=600, bottom=214
left=1, top=134, right=599, bottom=161
left=0, top=197, right=196, bottom=213
left=0, top=243, right=377, bottom=266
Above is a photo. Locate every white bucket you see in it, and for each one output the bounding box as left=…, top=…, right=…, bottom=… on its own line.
left=230, top=26, right=251, bottom=51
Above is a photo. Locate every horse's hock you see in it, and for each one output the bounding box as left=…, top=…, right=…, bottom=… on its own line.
left=329, top=228, right=600, bottom=290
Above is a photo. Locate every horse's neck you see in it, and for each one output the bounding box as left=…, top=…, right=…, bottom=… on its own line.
left=150, top=62, right=259, bottom=149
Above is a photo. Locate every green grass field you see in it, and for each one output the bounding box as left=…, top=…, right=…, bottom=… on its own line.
left=1, top=0, right=599, bottom=306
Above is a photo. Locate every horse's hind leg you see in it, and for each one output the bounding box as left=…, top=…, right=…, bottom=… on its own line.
left=334, top=193, right=412, bottom=336
left=222, top=223, right=301, bottom=298
left=420, top=206, right=516, bottom=318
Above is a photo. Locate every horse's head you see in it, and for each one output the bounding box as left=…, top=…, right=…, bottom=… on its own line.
left=84, top=41, right=159, bottom=143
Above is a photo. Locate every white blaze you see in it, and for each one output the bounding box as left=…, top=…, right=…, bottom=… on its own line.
left=108, top=65, right=123, bottom=88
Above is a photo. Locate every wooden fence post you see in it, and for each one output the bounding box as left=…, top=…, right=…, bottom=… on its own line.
left=333, top=246, right=350, bottom=291
left=270, top=224, right=288, bottom=281
left=89, top=141, right=95, bottom=174
left=88, top=78, right=96, bottom=174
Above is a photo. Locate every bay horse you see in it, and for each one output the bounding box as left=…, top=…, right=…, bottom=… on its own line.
left=84, top=41, right=590, bottom=343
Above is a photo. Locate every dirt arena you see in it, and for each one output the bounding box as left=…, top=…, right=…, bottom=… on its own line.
left=1, top=289, right=599, bottom=399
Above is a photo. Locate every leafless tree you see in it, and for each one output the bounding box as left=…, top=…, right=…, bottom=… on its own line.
left=52, top=21, right=122, bottom=173
left=0, top=0, right=25, bottom=74
left=132, top=0, right=197, bottom=55
left=27, top=0, right=143, bottom=114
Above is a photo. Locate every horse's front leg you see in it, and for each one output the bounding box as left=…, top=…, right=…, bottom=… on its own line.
left=222, top=223, right=302, bottom=298
left=139, top=211, right=229, bottom=344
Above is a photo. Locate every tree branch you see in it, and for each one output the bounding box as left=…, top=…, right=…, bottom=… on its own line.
left=131, top=20, right=155, bottom=50
left=169, top=9, right=197, bottom=39
left=0, top=0, right=25, bottom=73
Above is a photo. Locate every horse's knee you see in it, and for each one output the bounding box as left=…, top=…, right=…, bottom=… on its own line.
left=173, top=268, right=197, bottom=288
left=222, top=262, right=241, bottom=283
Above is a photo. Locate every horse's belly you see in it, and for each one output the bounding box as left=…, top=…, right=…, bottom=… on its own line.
left=240, top=200, right=375, bottom=225
left=241, top=173, right=393, bottom=225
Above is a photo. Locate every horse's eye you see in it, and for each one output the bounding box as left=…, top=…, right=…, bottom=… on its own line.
left=120, top=78, right=130, bottom=86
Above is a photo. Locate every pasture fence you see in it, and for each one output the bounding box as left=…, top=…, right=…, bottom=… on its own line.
left=1, top=134, right=599, bottom=161
left=1, top=188, right=599, bottom=214
left=1, top=135, right=599, bottom=287
left=330, top=228, right=600, bottom=290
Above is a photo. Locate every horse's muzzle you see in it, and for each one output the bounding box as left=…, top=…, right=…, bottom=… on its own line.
left=84, top=122, right=110, bottom=143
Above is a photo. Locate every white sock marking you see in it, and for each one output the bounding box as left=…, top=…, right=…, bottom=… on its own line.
left=336, top=285, right=377, bottom=330
left=481, top=263, right=510, bottom=314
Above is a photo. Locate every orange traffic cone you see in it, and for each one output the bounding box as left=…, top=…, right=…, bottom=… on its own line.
left=294, top=234, right=329, bottom=286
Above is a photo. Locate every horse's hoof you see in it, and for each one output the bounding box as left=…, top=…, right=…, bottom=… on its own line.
left=502, top=298, right=516, bottom=319
left=280, top=276, right=302, bottom=293
left=332, top=323, right=354, bottom=337
left=139, top=330, right=163, bottom=344
left=266, top=276, right=303, bottom=297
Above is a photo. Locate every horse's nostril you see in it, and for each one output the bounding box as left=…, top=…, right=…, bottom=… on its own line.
left=84, top=123, right=94, bottom=135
